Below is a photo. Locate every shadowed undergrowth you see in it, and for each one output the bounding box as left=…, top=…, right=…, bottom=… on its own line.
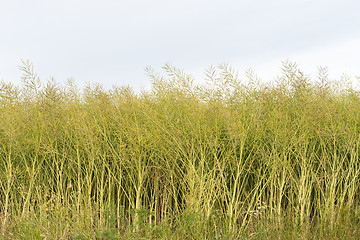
left=1, top=61, right=360, bottom=239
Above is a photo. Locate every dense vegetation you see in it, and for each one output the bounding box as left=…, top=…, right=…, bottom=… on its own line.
left=1, top=61, right=360, bottom=239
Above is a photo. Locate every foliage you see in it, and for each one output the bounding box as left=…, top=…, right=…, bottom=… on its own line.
left=1, top=61, right=360, bottom=239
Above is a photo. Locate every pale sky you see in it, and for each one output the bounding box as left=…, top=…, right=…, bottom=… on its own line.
left=1, top=0, right=359, bottom=92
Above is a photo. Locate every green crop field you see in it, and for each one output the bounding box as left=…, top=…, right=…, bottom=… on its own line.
left=1, top=60, right=360, bottom=239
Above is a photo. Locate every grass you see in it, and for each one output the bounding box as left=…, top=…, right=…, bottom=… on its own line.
left=0, top=60, right=360, bottom=239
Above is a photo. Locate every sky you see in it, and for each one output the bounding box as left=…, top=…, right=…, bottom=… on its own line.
left=1, top=0, right=359, bottom=92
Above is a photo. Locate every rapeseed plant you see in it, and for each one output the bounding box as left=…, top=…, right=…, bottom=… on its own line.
left=0, top=61, right=360, bottom=239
